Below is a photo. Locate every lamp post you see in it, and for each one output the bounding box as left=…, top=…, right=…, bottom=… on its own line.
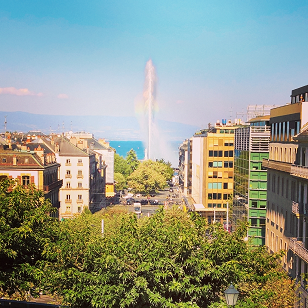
left=224, top=283, right=239, bottom=306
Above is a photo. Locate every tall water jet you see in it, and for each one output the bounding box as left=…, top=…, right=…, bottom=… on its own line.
left=143, top=59, right=156, bottom=160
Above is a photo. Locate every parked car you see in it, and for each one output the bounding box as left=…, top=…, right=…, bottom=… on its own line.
left=126, top=198, right=135, bottom=205
left=140, top=199, right=148, bottom=205
left=150, top=199, right=159, bottom=205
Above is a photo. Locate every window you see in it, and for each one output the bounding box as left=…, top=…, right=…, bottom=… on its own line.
left=224, top=161, right=233, bottom=168
left=66, top=170, right=71, bottom=175
left=78, top=159, right=82, bottom=164
left=78, top=182, right=82, bottom=188
left=251, top=201, right=258, bottom=208
left=213, top=161, right=222, bottom=167
left=66, top=159, right=71, bottom=165
left=78, top=194, right=82, bottom=200
left=22, top=175, right=30, bottom=186
left=2, top=158, right=6, bottom=163
left=66, top=182, right=71, bottom=188
left=66, top=194, right=71, bottom=200
left=224, top=151, right=229, bottom=157
left=209, top=162, right=213, bottom=167
left=251, top=218, right=258, bottom=226
left=223, top=183, right=228, bottom=189
left=77, top=170, right=83, bottom=178
left=209, top=151, right=213, bottom=157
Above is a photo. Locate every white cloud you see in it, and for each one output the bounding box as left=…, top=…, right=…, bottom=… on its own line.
left=57, top=93, right=69, bottom=99
left=0, top=87, right=43, bottom=96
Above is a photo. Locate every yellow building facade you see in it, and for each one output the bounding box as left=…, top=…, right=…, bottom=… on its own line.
left=191, top=124, right=235, bottom=222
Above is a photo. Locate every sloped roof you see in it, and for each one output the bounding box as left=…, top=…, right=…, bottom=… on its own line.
left=0, top=151, right=44, bottom=169
left=54, top=137, right=89, bottom=157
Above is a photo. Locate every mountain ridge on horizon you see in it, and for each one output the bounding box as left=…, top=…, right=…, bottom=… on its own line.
left=0, top=111, right=201, bottom=142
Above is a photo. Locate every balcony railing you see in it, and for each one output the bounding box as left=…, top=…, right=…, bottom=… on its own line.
left=292, top=201, right=308, bottom=216
left=250, top=126, right=271, bottom=133
left=291, top=165, right=308, bottom=179
left=262, top=159, right=292, bottom=173
left=65, top=174, right=72, bottom=178
left=65, top=199, right=72, bottom=203
left=292, top=201, right=303, bottom=216
left=43, top=179, right=63, bottom=193
left=289, top=238, right=308, bottom=263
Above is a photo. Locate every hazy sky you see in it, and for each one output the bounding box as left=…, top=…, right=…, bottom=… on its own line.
left=1, top=0, right=308, bottom=128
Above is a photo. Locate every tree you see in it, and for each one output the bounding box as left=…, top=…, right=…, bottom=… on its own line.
left=0, top=179, right=58, bottom=300
left=114, top=172, right=127, bottom=191
left=44, top=208, right=296, bottom=308
left=126, top=149, right=140, bottom=174
left=127, top=161, right=166, bottom=194
left=114, top=153, right=130, bottom=178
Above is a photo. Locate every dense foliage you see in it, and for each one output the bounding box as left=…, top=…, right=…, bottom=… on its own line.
left=0, top=180, right=296, bottom=307
left=128, top=160, right=173, bottom=194
left=44, top=208, right=295, bottom=308
left=0, top=179, right=57, bottom=299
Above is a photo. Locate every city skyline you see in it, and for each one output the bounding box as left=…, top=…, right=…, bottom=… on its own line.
left=0, top=1, right=308, bottom=130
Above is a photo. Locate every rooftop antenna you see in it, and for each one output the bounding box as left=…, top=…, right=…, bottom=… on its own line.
left=4, top=115, right=7, bottom=132
left=62, top=121, right=65, bottom=133
left=70, top=121, right=72, bottom=131
left=229, top=107, right=233, bottom=121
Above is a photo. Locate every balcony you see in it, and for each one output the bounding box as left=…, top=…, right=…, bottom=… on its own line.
left=262, top=159, right=292, bottom=173
left=65, top=199, right=72, bottom=203
left=77, top=174, right=84, bottom=179
left=291, top=165, right=308, bottom=179
left=289, top=238, right=308, bottom=263
left=43, top=179, right=63, bottom=193
left=77, top=162, right=83, bottom=166
left=77, top=199, right=83, bottom=203
left=292, top=201, right=308, bottom=216
left=65, top=174, right=72, bottom=178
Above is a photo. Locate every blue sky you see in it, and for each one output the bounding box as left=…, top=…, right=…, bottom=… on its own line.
left=1, top=0, right=308, bottom=128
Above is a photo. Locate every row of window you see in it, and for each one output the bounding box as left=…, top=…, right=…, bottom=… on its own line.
left=208, top=171, right=233, bottom=178
left=271, top=120, right=300, bottom=142
left=66, top=182, right=83, bottom=188
left=209, top=150, right=233, bottom=157
left=208, top=161, right=233, bottom=168
left=208, top=182, right=233, bottom=189
left=66, top=194, right=83, bottom=200
left=208, top=193, right=232, bottom=200
left=208, top=203, right=228, bottom=208
left=66, top=159, right=83, bottom=164
left=66, top=170, right=83, bottom=176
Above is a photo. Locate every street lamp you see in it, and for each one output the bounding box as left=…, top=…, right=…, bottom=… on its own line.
left=224, top=283, right=239, bottom=306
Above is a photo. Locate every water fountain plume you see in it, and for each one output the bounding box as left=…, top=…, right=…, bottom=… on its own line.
left=143, top=59, right=156, bottom=160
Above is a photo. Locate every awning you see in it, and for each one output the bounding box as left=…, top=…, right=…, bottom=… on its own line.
left=193, top=204, right=206, bottom=211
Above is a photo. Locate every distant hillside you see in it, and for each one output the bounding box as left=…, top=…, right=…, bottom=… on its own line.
left=0, top=111, right=200, bottom=142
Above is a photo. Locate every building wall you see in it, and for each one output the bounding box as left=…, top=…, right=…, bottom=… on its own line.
left=57, top=154, right=90, bottom=219
left=191, top=136, right=203, bottom=204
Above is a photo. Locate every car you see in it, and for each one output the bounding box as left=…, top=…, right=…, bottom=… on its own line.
left=140, top=199, right=148, bottom=205
left=126, top=198, right=135, bottom=205
left=169, top=188, right=173, bottom=192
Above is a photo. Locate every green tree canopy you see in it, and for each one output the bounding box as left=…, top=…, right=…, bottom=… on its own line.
left=127, top=160, right=166, bottom=194
left=126, top=149, right=140, bottom=174
left=0, top=179, right=58, bottom=299
left=114, top=172, right=127, bottom=191
left=114, top=153, right=130, bottom=178
left=43, top=208, right=295, bottom=308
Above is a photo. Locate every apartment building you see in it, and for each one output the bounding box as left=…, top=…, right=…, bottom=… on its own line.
left=234, top=116, right=271, bottom=245
left=263, top=84, right=308, bottom=305
left=53, top=136, right=101, bottom=219
left=190, top=120, right=236, bottom=222
left=0, top=142, right=62, bottom=218
left=178, top=138, right=192, bottom=196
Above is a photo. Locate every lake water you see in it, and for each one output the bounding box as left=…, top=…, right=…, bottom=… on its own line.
left=109, top=140, right=181, bottom=167
left=109, top=141, right=145, bottom=160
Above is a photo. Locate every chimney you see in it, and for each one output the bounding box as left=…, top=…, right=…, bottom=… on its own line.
left=13, top=155, right=17, bottom=166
